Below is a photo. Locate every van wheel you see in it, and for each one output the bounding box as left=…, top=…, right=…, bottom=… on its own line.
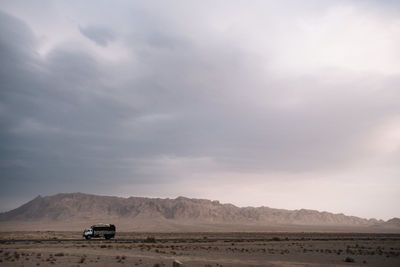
left=85, top=236, right=91, bottom=240
left=104, top=235, right=111, bottom=240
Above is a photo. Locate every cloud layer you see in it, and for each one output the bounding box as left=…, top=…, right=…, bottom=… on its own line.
left=0, top=1, right=399, bottom=219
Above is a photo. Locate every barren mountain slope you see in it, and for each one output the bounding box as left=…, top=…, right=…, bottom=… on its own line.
left=0, top=193, right=398, bottom=231
left=0, top=193, right=383, bottom=224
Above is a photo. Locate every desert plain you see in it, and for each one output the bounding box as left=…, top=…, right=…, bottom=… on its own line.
left=1, top=232, right=399, bottom=267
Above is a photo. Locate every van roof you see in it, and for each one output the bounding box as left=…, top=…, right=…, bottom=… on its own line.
left=91, top=223, right=114, bottom=227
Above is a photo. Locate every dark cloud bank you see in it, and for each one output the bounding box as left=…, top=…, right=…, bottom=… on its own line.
left=0, top=1, right=399, bottom=219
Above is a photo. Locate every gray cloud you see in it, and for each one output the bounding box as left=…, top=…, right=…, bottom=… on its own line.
left=0, top=1, right=399, bottom=219
left=79, top=25, right=115, bottom=46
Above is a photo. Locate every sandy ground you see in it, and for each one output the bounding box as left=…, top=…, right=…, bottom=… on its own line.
left=0, top=232, right=399, bottom=266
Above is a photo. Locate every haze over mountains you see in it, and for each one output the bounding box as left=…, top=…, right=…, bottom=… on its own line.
left=0, top=193, right=399, bottom=232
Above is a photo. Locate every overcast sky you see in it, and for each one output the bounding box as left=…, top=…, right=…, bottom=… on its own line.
left=0, top=0, right=399, bottom=220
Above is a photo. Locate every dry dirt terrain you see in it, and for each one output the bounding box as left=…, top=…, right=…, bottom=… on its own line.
left=0, top=232, right=399, bottom=266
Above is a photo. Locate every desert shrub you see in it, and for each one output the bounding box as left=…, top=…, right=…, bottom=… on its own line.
left=344, top=257, right=355, bottom=263
left=54, top=252, right=64, bottom=257
left=272, top=237, right=281, bottom=241
left=145, top=236, right=157, bottom=243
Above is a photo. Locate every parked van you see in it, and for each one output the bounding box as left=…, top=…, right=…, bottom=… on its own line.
left=83, top=224, right=116, bottom=240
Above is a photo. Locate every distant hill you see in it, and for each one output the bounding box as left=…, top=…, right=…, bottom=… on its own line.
left=0, top=193, right=398, bottom=232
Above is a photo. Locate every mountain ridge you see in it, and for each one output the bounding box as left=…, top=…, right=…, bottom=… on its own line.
left=0, top=193, right=398, bottom=232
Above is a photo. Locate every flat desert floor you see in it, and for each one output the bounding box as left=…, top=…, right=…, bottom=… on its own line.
left=0, top=232, right=399, bottom=266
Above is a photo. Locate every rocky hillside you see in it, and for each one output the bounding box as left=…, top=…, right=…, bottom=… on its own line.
left=1, top=193, right=396, bottom=231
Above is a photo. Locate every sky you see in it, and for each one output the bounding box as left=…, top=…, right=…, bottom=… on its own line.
left=0, top=0, right=399, bottom=220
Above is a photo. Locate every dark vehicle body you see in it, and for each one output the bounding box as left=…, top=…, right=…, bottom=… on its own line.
left=83, top=224, right=116, bottom=240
